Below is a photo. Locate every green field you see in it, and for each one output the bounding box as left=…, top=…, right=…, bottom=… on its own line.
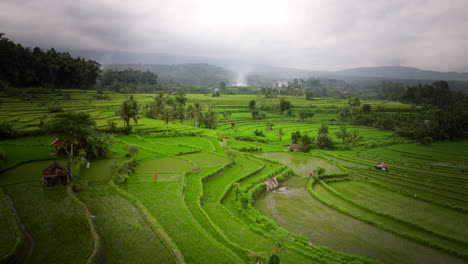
left=79, top=184, right=177, bottom=264
left=1, top=91, right=467, bottom=264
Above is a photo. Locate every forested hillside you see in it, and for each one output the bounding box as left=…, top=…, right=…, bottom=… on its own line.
left=105, top=63, right=232, bottom=86
left=0, top=34, right=100, bottom=90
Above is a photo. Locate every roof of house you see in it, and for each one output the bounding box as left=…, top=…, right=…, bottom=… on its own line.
left=42, top=162, right=70, bottom=177
left=51, top=138, right=66, bottom=147
left=289, top=144, right=301, bottom=150
left=375, top=162, right=388, bottom=168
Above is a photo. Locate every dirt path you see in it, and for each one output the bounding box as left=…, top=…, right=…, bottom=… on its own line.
left=6, top=195, right=34, bottom=264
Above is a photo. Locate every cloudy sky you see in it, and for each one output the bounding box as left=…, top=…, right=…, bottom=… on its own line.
left=1, top=0, right=468, bottom=71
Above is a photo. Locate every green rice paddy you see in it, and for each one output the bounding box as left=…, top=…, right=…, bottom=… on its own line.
left=0, top=91, right=466, bottom=264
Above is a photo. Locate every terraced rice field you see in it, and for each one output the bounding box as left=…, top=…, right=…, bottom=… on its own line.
left=1, top=92, right=467, bottom=264
left=79, top=184, right=177, bottom=264
left=255, top=151, right=468, bottom=264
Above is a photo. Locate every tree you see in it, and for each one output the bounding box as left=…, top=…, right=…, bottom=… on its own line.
left=268, top=229, right=291, bottom=264
left=45, top=112, right=96, bottom=174
left=175, top=90, right=187, bottom=107
left=335, top=126, right=350, bottom=143
left=249, top=100, right=256, bottom=110
left=277, top=128, right=285, bottom=141
left=362, top=104, right=371, bottom=113
left=347, top=129, right=363, bottom=146
left=162, top=106, right=175, bottom=134
left=0, top=121, right=18, bottom=139
left=266, top=122, right=274, bottom=131
left=85, top=131, right=114, bottom=158
left=254, top=129, right=266, bottom=137
left=252, top=109, right=266, bottom=120
left=316, top=124, right=334, bottom=149
left=0, top=34, right=101, bottom=90
left=116, top=95, right=139, bottom=133
left=318, top=124, right=328, bottom=134
left=221, top=111, right=231, bottom=122
left=226, top=149, right=237, bottom=163
left=187, top=102, right=204, bottom=131
left=316, top=167, right=326, bottom=176
left=202, top=105, right=218, bottom=129
left=298, top=111, right=314, bottom=121
left=127, top=144, right=139, bottom=156
left=348, top=97, right=361, bottom=107
left=267, top=254, right=280, bottom=264
left=300, top=133, right=314, bottom=152
left=279, top=98, right=292, bottom=112
left=219, top=81, right=226, bottom=90
left=291, top=131, right=301, bottom=144
left=305, top=89, right=314, bottom=100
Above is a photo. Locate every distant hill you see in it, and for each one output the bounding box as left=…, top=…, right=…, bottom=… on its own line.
left=68, top=49, right=468, bottom=81
left=104, top=63, right=233, bottom=86
left=335, top=66, right=468, bottom=82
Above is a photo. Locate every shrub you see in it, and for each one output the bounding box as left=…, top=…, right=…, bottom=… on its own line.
left=126, top=144, right=139, bottom=156
left=238, top=147, right=262, bottom=152
left=254, top=129, right=266, bottom=137
left=0, top=148, right=5, bottom=161
left=73, top=184, right=85, bottom=193
left=48, top=107, right=65, bottom=113
left=316, top=167, right=326, bottom=176
left=267, top=254, right=280, bottom=264
left=0, top=121, right=18, bottom=139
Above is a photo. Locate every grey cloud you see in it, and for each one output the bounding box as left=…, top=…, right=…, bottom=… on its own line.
left=1, top=0, right=468, bottom=71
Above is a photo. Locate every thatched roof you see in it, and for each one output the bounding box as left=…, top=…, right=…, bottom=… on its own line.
left=42, top=162, right=70, bottom=177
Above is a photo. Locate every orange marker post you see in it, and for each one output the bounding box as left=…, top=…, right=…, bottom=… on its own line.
left=154, top=174, right=158, bottom=181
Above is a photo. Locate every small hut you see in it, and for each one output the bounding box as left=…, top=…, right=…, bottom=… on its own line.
left=42, top=162, right=71, bottom=186
left=51, top=138, right=66, bottom=148
left=288, top=144, right=301, bottom=152
left=374, top=162, right=388, bottom=171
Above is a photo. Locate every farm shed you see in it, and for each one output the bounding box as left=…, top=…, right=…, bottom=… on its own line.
left=374, top=162, right=388, bottom=171
left=288, top=144, right=301, bottom=152
left=42, top=162, right=71, bottom=186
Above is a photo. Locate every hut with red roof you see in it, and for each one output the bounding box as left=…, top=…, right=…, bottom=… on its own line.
left=42, top=162, right=71, bottom=186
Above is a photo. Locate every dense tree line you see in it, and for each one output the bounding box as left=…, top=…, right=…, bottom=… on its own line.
left=99, top=69, right=158, bottom=93
left=0, top=34, right=100, bottom=89
left=105, top=63, right=231, bottom=87
left=143, top=91, right=218, bottom=131
left=339, top=82, right=468, bottom=142
left=291, top=124, right=336, bottom=152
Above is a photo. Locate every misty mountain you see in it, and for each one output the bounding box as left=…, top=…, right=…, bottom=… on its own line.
left=335, top=66, right=468, bottom=82
left=68, top=49, right=468, bottom=86
left=104, top=63, right=233, bottom=86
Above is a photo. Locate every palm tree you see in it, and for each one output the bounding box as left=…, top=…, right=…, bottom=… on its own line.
left=116, top=95, right=139, bottom=133
left=278, top=128, right=285, bottom=141
left=335, top=126, right=350, bottom=143
left=188, top=101, right=203, bottom=131
left=162, top=106, right=174, bottom=134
